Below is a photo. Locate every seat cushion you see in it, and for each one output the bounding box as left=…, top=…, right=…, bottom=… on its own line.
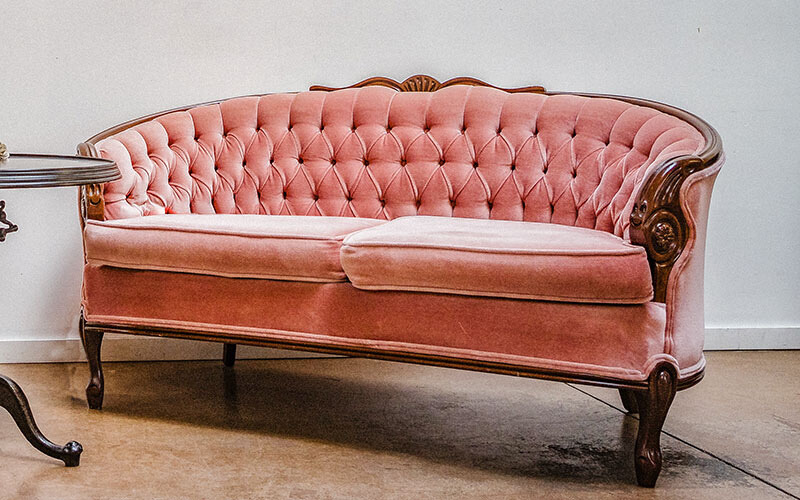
left=340, top=216, right=654, bottom=304
left=84, top=214, right=385, bottom=282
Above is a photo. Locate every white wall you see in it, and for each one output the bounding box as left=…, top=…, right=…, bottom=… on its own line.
left=1, top=0, right=798, bottom=357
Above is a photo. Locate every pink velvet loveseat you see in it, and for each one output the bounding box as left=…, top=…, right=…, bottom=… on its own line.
left=76, top=75, right=723, bottom=487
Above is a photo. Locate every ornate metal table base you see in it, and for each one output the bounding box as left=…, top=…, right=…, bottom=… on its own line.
left=0, top=199, right=80, bottom=465
left=0, top=152, right=118, bottom=467
left=0, top=200, right=17, bottom=242
left=0, top=375, right=82, bottom=466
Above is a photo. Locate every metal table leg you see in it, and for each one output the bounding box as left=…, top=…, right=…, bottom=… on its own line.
left=0, top=374, right=82, bottom=466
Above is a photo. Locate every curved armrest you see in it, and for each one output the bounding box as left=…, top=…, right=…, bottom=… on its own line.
left=623, top=93, right=723, bottom=304
left=629, top=148, right=722, bottom=303
left=629, top=155, right=704, bottom=302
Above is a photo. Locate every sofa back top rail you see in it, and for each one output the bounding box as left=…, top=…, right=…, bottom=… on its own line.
left=77, top=75, right=723, bottom=302
left=79, top=75, right=720, bottom=167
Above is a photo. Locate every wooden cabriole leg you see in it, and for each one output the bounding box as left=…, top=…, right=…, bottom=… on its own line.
left=632, top=362, right=678, bottom=487
left=619, top=388, right=639, bottom=413
left=79, top=315, right=104, bottom=410
left=0, top=374, right=83, bottom=466
left=223, top=343, right=237, bottom=368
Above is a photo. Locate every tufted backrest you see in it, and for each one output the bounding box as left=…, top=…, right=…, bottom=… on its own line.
left=95, top=86, right=704, bottom=238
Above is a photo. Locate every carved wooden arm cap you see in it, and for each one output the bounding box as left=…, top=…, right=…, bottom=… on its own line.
left=629, top=155, right=709, bottom=301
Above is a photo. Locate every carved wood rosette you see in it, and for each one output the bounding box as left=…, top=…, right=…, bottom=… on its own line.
left=629, top=155, right=706, bottom=302
left=311, top=74, right=546, bottom=94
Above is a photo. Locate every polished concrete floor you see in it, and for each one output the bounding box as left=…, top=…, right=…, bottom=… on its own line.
left=0, top=351, right=797, bottom=499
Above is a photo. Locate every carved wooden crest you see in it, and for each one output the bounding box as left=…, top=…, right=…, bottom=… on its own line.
left=310, top=75, right=546, bottom=93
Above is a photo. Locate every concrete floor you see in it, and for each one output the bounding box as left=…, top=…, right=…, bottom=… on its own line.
left=0, top=351, right=797, bottom=499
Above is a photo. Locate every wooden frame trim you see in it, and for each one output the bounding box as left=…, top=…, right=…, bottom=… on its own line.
left=83, top=319, right=704, bottom=391
left=309, top=74, right=546, bottom=93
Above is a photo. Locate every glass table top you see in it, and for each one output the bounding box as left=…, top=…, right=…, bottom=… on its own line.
left=0, top=153, right=120, bottom=188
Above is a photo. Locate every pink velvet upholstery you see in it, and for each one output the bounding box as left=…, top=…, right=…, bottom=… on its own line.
left=82, top=265, right=667, bottom=381
left=96, top=86, right=703, bottom=239
left=79, top=83, right=724, bottom=487
left=83, top=84, right=720, bottom=385
left=84, top=215, right=384, bottom=282
left=341, top=215, right=653, bottom=303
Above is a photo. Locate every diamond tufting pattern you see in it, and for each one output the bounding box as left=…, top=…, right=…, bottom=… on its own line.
left=96, top=86, right=704, bottom=238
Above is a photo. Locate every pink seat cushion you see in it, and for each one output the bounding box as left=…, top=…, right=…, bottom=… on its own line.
left=341, top=216, right=653, bottom=304
left=85, top=214, right=385, bottom=282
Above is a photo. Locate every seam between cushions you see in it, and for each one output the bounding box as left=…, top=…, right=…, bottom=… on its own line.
left=90, top=229, right=346, bottom=241
left=341, top=242, right=646, bottom=257
left=86, top=260, right=347, bottom=282
left=346, top=282, right=653, bottom=304
left=87, top=224, right=366, bottom=241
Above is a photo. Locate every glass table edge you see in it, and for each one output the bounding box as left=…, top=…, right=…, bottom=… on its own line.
left=0, top=154, right=120, bottom=188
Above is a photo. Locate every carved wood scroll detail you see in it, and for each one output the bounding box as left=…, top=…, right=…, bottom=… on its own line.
left=629, top=155, right=706, bottom=302
left=76, top=142, right=106, bottom=222
left=83, top=183, right=105, bottom=221
left=310, top=75, right=546, bottom=94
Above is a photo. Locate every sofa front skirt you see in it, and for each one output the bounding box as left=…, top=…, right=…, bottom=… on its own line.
left=83, top=265, right=669, bottom=381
